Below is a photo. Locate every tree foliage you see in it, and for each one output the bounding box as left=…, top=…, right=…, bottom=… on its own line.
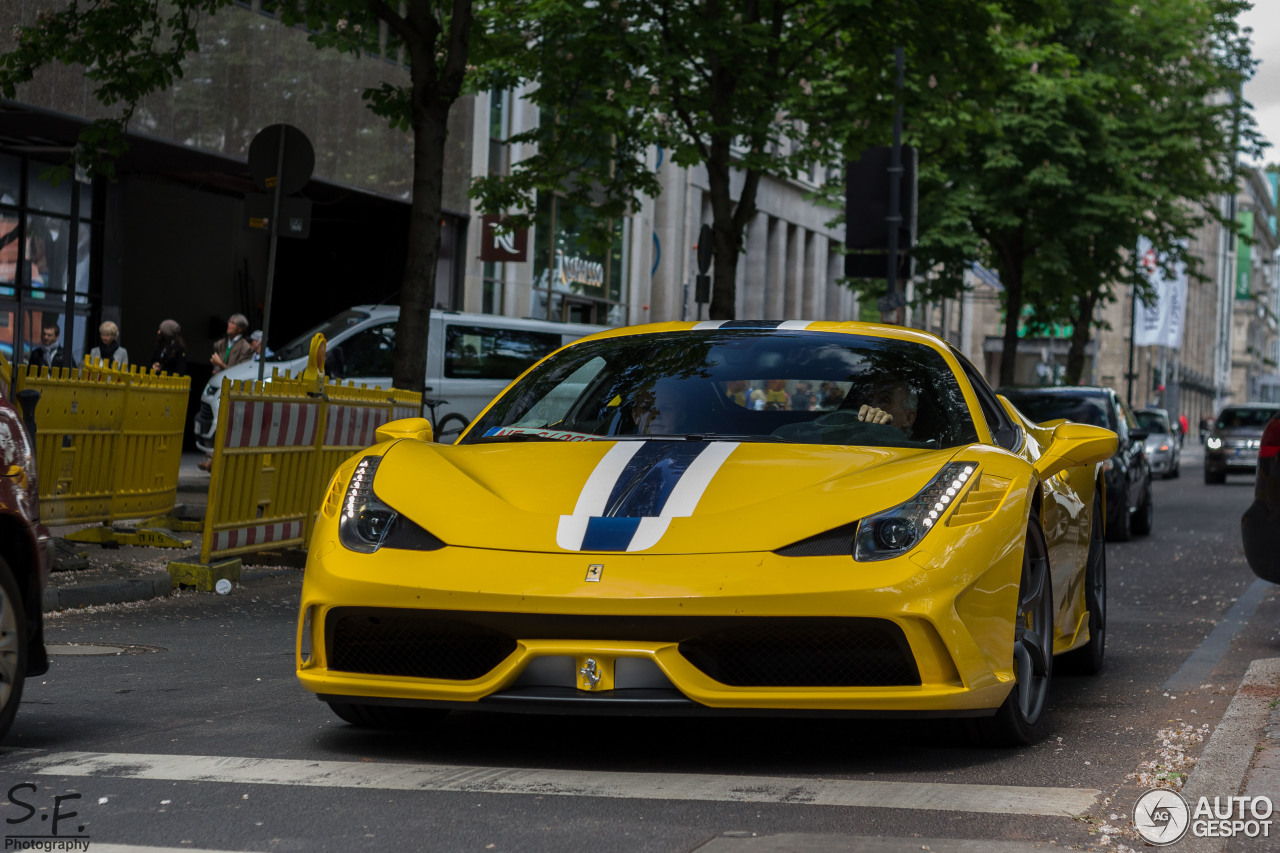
left=472, top=0, right=1010, bottom=321
left=913, top=0, right=1260, bottom=386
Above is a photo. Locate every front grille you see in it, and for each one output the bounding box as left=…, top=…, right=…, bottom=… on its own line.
left=679, top=619, right=919, bottom=687
left=327, top=609, right=517, bottom=680
left=323, top=609, right=919, bottom=688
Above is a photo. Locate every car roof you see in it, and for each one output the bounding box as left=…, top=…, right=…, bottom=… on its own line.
left=570, top=319, right=955, bottom=349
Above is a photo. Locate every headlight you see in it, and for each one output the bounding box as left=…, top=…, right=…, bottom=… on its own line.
left=1207, top=436, right=1222, bottom=449
left=854, top=462, right=975, bottom=562
left=338, top=456, right=444, bottom=553
left=205, top=382, right=218, bottom=395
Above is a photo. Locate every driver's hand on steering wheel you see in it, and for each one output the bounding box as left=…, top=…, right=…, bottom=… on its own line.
left=858, top=405, right=894, bottom=426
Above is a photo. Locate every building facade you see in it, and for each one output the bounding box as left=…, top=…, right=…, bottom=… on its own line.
left=2, top=2, right=849, bottom=400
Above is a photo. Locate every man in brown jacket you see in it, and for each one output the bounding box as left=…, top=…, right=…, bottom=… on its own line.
left=200, top=312, right=253, bottom=471
left=210, top=313, right=252, bottom=375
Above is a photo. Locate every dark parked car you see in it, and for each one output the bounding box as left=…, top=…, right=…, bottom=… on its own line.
left=1135, top=406, right=1182, bottom=479
left=1000, top=386, right=1152, bottom=542
left=1242, top=410, right=1280, bottom=583
left=0, top=381, right=52, bottom=739
left=1205, top=403, right=1280, bottom=484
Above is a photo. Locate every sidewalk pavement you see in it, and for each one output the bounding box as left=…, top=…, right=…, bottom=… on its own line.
left=43, top=450, right=304, bottom=612
left=37, top=447, right=1279, bottom=847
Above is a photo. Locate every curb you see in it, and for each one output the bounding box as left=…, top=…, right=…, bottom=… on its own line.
left=41, top=566, right=303, bottom=613
left=42, top=573, right=172, bottom=612
left=1178, top=657, right=1280, bottom=853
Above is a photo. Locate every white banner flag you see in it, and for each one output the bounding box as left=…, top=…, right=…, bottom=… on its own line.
left=1133, top=237, right=1188, bottom=349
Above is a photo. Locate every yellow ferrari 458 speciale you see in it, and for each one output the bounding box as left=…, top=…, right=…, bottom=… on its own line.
left=297, top=321, right=1117, bottom=745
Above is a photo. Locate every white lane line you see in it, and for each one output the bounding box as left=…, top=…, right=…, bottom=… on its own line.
left=5, top=751, right=1098, bottom=817
left=1163, top=578, right=1273, bottom=692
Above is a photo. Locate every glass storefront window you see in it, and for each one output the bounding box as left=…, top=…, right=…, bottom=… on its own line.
left=531, top=192, right=626, bottom=325
left=26, top=214, right=69, bottom=296
left=0, top=157, right=99, bottom=364
left=0, top=155, right=20, bottom=206
left=27, top=169, right=73, bottom=216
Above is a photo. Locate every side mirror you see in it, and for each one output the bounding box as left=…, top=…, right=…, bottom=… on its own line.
left=1129, top=428, right=1150, bottom=444
left=1033, top=422, right=1118, bottom=481
left=375, top=417, right=434, bottom=444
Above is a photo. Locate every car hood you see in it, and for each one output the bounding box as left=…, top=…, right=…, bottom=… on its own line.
left=203, top=358, right=305, bottom=394
left=372, top=438, right=979, bottom=554
left=1214, top=427, right=1265, bottom=440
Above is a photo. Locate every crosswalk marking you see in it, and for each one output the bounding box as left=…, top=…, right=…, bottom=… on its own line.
left=7, top=750, right=1098, bottom=817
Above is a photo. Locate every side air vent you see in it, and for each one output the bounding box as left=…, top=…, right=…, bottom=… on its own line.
left=774, top=521, right=860, bottom=557
left=946, top=473, right=1010, bottom=526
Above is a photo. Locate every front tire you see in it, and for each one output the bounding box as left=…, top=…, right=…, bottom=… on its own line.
left=1205, top=468, right=1226, bottom=485
left=1131, top=480, right=1154, bottom=536
left=1106, top=495, right=1131, bottom=542
left=0, top=556, right=30, bottom=742
left=1059, top=495, right=1106, bottom=675
left=971, top=519, right=1054, bottom=747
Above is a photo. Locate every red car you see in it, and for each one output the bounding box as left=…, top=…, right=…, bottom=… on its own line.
left=0, top=383, right=52, bottom=740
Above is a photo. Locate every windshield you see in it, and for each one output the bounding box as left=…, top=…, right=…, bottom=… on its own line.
left=461, top=330, right=978, bottom=449
left=1135, top=410, right=1169, bottom=433
left=272, top=309, right=374, bottom=361
left=1003, top=391, right=1115, bottom=430
left=1216, top=407, right=1278, bottom=430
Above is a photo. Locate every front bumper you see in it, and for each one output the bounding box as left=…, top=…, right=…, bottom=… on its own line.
left=296, top=535, right=1031, bottom=717
left=1242, top=499, right=1280, bottom=584
left=1206, top=447, right=1259, bottom=474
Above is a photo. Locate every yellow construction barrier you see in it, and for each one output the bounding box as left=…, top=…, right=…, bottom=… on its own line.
left=199, top=334, right=421, bottom=563
left=0, top=352, right=190, bottom=526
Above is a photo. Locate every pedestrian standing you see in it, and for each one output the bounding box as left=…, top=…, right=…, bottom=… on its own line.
left=151, top=319, right=187, bottom=375
left=211, top=313, right=252, bottom=375
left=88, top=320, right=129, bottom=367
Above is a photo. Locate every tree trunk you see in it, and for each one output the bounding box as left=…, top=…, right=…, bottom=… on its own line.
left=995, top=232, right=1026, bottom=388
left=1064, top=289, right=1098, bottom=385
left=391, top=0, right=470, bottom=394
left=393, top=103, right=448, bottom=394
left=706, top=142, right=762, bottom=321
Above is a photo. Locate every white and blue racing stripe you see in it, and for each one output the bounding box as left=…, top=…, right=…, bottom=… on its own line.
left=691, top=320, right=813, bottom=330
left=556, top=441, right=739, bottom=552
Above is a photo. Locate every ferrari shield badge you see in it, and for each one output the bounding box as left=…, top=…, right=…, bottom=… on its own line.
left=585, top=564, right=603, bottom=582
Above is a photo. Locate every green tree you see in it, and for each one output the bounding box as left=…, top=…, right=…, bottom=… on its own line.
left=913, top=0, right=1260, bottom=387
left=1, top=0, right=490, bottom=394
left=473, top=0, right=1011, bottom=321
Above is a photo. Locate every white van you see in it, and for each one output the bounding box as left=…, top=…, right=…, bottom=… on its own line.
left=193, top=306, right=610, bottom=449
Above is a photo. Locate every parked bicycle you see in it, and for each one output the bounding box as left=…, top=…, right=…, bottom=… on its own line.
left=423, top=393, right=469, bottom=443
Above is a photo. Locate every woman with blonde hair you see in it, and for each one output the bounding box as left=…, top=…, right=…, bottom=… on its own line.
left=89, top=320, right=129, bottom=366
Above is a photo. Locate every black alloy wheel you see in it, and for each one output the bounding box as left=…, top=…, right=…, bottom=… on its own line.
left=971, top=519, right=1054, bottom=746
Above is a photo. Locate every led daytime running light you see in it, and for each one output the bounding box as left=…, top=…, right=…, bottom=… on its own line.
left=854, top=462, right=976, bottom=562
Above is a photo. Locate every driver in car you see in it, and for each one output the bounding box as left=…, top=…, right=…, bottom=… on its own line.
left=857, top=381, right=918, bottom=436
